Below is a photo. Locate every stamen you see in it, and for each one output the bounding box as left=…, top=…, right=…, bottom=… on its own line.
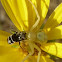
left=28, top=0, right=40, bottom=31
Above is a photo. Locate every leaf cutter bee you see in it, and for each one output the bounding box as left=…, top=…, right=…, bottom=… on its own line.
left=7, top=31, right=27, bottom=45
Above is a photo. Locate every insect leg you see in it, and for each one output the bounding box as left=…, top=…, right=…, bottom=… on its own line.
left=19, top=41, right=20, bottom=46
left=19, top=41, right=23, bottom=49
left=35, top=40, right=47, bottom=46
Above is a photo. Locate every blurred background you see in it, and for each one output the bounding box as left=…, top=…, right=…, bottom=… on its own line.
left=0, top=0, right=62, bottom=62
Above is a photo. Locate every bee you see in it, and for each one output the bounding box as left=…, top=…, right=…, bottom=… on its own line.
left=7, top=31, right=27, bottom=45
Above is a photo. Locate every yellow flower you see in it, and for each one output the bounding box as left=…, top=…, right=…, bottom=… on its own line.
left=0, top=0, right=62, bottom=62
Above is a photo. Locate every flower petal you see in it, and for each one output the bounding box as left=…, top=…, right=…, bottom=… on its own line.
left=44, top=3, right=62, bottom=31
left=25, top=0, right=36, bottom=30
left=41, top=43, right=62, bottom=58
left=47, top=25, right=62, bottom=40
left=0, top=46, right=46, bottom=62
left=1, top=0, right=28, bottom=31
left=40, top=56, right=54, bottom=62
left=0, top=30, right=11, bottom=46
left=28, top=55, right=54, bottom=62
left=0, top=48, right=24, bottom=62
left=0, top=53, right=37, bottom=62
left=1, top=0, right=50, bottom=31
left=16, top=0, right=29, bottom=31
left=0, top=46, right=54, bottom=62
left=0, top=46, right=17, bottom=56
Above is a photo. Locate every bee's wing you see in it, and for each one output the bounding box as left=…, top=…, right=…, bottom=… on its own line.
left=0, top=30, right=11, bottom=46
left=9, top=25, right=20, bottom=34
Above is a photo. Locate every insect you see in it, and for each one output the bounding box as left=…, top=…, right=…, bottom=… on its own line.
left=7, top=31, right=27, bottom=45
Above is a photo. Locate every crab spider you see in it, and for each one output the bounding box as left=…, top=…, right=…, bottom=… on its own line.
left=21, top=0, right=41, bottom=62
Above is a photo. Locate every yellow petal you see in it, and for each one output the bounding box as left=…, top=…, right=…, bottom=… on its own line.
left=0, top=46, right=17, bottom=56
left=22, top=0, right=50, bottom=31
left=0, top=46, right=42, bottom=62
left=0, top=48, right=23, bottom=62
left=1, top=0, right=28, bottom=31
left=40, top=56, right=54, bottom=62
left=1, top=0, right=50, bottom=31
left=27, top=55, right=54, bottom=62
left=33, top=0, right=50, bottom=31
left=0, top=43, right=54, bottom=62
left=41, top=43, right=62, bottom=58
left=47, top=25, right=62, bottom=40
left=16, top=0, right=29, bottom=31
left=0, top=46, right=54, bottom=62
left=44, top=3, right=62, bottom=31
left=0, top=30, right=11, bottom=46
left=1, top=0, right=37, bottom=31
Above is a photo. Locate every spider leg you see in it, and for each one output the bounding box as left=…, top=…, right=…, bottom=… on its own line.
left=28, top=0, right=40, bottom=31
left=35, top=40, right=47, bottom=46
left=21, top=41, right=34, bottom=62
left=33, top=43, right=41, bottom=62
left=19, top=41, right=23, bottom=50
